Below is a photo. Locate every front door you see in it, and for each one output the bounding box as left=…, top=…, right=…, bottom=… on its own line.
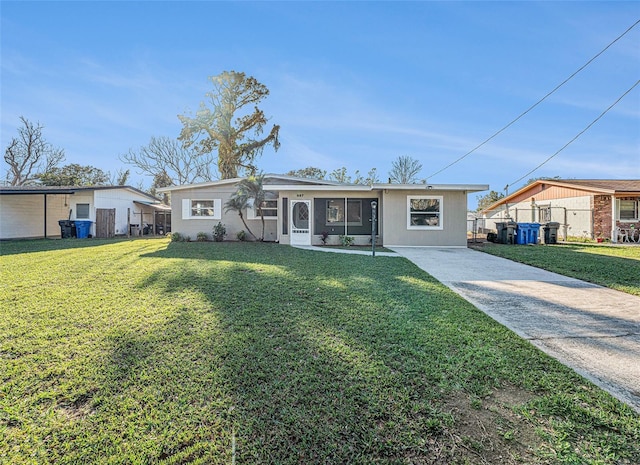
left=290, top=200, right=311, bottom=246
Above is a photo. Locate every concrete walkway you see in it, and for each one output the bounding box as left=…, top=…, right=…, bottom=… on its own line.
left=390, top=247, right=640, bottom=413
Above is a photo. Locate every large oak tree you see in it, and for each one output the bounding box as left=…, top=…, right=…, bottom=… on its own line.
left=178, top=71, right=280, bottom=179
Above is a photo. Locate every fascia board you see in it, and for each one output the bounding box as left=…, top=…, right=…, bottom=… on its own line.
left=373, top=184, right=489, bottom=193
left=268, top=184, right=373, bottom=191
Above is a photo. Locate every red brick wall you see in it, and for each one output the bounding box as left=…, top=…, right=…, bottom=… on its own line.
left=593, top=195, right=611, bottom=239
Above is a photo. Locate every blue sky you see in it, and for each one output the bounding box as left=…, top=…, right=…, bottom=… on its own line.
left=2, top=1, right=639, bottom=207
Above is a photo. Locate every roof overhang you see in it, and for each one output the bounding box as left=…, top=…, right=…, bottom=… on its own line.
left=374, top=183, right=489, bottom=193
left=0, top=185, right=161, bottom=202
left=0, top=187, right=77, bottom=195
left=133, top=200, right=171, bottom=211
left=267, top=184, right=373, bottom=192
left=157, top=174, right=343, bottom=194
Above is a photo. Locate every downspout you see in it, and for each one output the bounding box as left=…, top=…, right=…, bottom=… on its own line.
left=531, top=198, right=536, bottom=222
left=44, top=194, right=48, bottom=238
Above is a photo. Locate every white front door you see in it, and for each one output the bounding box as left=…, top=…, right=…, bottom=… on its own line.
left=290, top=200, right=311, bottom=246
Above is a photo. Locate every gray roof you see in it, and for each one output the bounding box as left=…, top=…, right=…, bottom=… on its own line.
left=0, top=185, right=161, bottom=201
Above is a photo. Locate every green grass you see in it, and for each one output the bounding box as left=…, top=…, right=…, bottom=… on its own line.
left=1, top=239, right=638, bottom=464
left=472, top=243, right=640, bottom=296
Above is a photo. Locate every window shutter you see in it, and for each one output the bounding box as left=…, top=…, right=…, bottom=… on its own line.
left=213, top=199, right=222, bottom=220
left=182, top=199, right=191, bottom=220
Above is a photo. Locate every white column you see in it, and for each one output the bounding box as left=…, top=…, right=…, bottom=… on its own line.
left=611, top=194, right=617, bottom=243
left=344, top=197, right=348, bottom=237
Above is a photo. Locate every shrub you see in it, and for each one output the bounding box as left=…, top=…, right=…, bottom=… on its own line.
left=339, top=235, right=355, bottom=246
left=170, top=232, right=189, bottom=242
left=196, top=232, right=209, bottom=242
left=213, top=222, right=226, bottom=242
left=236, top=230, right=247, bottom=242
left=320, top=231, right=329, bottom=245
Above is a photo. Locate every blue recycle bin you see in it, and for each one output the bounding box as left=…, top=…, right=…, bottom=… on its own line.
left=528, top=223, right=541, bottom=244
left=75, top=220, right=92, bottom=239
left=517, top=223, right=541, bottom=244
left=516, top=223, right=529, bottom=244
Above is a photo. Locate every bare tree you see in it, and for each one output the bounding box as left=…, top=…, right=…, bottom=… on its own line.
left=178, top=71, right=280, bottom=179
left=3, top=116, right=65, bottom=185
left=121, top=136, right=215, bottom=186
left=389, top=156, right=423, bottom=184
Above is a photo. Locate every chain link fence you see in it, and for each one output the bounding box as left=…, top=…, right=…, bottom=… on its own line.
left=469, top=206, right=595, bottom=241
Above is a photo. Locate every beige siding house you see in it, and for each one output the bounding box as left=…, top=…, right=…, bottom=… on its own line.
left=0, top=186, right=167, bottom=240
left=160, top=175, right=488, bottom=247
left=481, top=179, right=640, bottom=242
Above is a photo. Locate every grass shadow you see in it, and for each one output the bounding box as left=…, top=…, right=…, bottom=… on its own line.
left=134, top=242, right=639, bottom=463
left=0, top=237, right=163, bottom=257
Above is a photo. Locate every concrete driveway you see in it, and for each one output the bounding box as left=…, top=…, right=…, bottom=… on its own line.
left=391, top=247, right=640, bottom=413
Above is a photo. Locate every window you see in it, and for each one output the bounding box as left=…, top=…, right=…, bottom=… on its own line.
left=76, top=203, right=90, bottom=219
left=248, top=200, right=278, bottom=220
left=325, top=199, right=362, bottom=226
left=619, top=199, right=639, bottom=221
left=407, top=196, right=443, bottom=229
left=181, top=199, right=221, bottom=220
left=539, top=206, right=552, bottom=222
left=282, top=197, right=289, bottom=234
left=191, top=200, right=215, bottom=217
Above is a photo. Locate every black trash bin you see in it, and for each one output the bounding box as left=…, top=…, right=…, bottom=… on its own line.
left=58, top=220, right=76, bottom=238
left=496, top=221, right=517, bottom=244
left=543, top=222, right=560, bottom=244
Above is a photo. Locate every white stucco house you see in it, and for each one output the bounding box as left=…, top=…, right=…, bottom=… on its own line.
left=0, top=185, right=170, bottom=240
left=159, top=175, right=488, bottom=247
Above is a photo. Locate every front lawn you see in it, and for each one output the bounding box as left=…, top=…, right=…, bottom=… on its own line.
left=470, top=242, right=640, bottom=296
left=1, top=239, right=638, bottom=464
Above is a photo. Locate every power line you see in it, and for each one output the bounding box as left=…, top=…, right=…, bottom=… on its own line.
left=506, top=79, right=640, bottom=190
left=426, top=18, right=640, bottom=180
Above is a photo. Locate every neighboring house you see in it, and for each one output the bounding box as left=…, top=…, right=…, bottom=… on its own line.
left=481, top=179, right=640, bottom=242
left=159, top=175, right=488, bottom=247
left=0, top=185, right=170, bottom=240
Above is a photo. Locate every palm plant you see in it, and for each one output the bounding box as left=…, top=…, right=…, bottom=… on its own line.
left=237, top=174, right=267, bottom=241
left=224, top=194, right=258, bottom=241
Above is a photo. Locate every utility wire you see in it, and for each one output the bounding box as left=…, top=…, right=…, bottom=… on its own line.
left=426, top=18, right=640, bottom=180
left=506, top=79, right=640, bottom=190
